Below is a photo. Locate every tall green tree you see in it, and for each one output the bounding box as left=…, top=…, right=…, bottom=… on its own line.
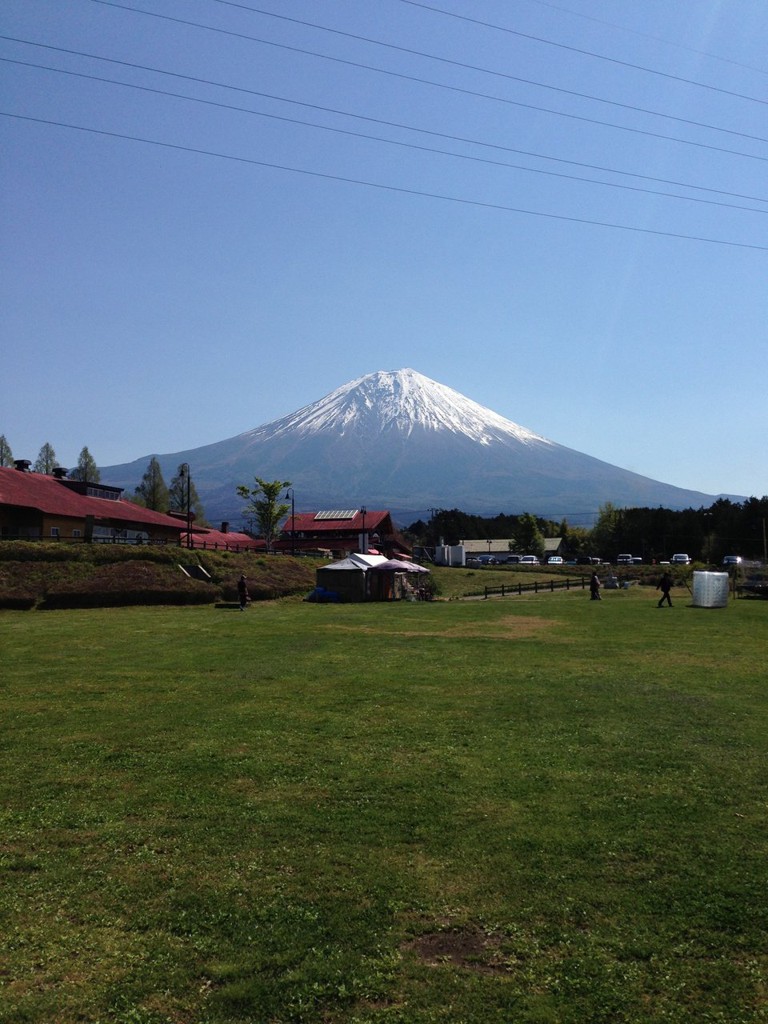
left=237, top=477, right=290, bottom=551
left=0, top=435, right=13, bottom=467
left=590, top=502, right=623, bottom=557
left=69, top=446, right=100, bottom=483
left=169, top=464, right=208, bottom=526
left=133, top=457, right=169, bottom=511
left=514, top=512, right=546, bottom=559
left=33, top=442, right=59, bottom=474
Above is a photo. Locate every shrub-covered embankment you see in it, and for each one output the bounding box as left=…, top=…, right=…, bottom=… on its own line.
left=0, top=542, right=320, bottom=609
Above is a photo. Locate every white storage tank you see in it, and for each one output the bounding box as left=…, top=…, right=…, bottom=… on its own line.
left=691, top=571, right=730, bottom=608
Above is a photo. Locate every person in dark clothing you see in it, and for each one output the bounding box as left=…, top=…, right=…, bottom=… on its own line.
left=237, top=574, right=249, bottom=611
left=589, top=572, right=602, bottom=600
left=657, top=571, right=673, bottom=607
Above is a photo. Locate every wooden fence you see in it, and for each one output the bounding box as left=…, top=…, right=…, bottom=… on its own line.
left=483, top=577, right=590, bottom=598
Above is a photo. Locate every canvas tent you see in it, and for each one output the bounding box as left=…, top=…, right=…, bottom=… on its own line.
left=313, top=553, right=431, bottom=602
left=368, top=558, right=431, bottom=601
left=314, top=553, right=389, bottom=602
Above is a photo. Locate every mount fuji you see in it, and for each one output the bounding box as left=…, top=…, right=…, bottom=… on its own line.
left=101, top=369, right=729, bottom=525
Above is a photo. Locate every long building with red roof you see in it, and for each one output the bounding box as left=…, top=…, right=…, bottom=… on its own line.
left=0, top=463, right=186, bottom=544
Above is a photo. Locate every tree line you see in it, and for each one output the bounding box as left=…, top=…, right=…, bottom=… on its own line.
left=1, top=437, right=100, bottom=481
left=408, top=498, right=768, bottom=563
left=5, top=435, right=765, bottom=559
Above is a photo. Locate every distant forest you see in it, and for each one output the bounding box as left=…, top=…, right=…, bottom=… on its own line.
left=407, top=497, right=768, bottom=563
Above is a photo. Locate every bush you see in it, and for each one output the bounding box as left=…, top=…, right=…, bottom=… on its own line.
left=0, top=590, right=36, bottom=610
left=0, top=541, right=88, bottom=563
left=40, top=586, right=218, bottom=610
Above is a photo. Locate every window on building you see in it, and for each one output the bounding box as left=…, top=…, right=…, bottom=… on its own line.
left=50, top=527, right=60, bottom=538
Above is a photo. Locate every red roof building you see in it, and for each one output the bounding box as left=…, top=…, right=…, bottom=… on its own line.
left=185, top=524, right=261, bottom=551
left=275, top=508, right=410, bottom=558
left=0, top=464, right=185, bottom=544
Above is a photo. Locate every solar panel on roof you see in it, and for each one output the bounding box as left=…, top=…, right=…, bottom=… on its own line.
left=314, top=509, right=358, bottom=521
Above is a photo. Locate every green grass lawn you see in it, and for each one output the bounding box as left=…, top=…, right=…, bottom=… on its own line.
left=2, top=586, right=766, bottom=1023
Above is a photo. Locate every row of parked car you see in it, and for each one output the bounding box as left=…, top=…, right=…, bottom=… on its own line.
left=469, top=553, right=743, bottom=568
left=469, top=554, right=546, bottom=566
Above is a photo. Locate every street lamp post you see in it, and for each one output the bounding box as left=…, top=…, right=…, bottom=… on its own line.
left=360, top=505, right=367, bottom=554
left=181, top=463, right=192, bottom=549
left=285, top=488, right=295, bottom=557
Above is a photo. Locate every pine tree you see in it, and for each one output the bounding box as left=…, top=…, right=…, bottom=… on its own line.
left=133, top=457, right=169, bottom=511
left=0, top=435, right=13, bottom=467
left=69, top=446, right=100, bottom=483
left=33, top=442, right=59, bottom=474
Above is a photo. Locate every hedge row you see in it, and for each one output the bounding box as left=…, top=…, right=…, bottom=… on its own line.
left=0, top=591, right=37, bottom=610
left=39, top=586, right=220, bottom=610
left=0, top=541, right=183, bottom=565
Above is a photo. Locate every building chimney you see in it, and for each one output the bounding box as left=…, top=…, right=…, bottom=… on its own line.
left=52, top=467, right=68, bottom=479
left=14, top=459, right=31, bottom=472
left=221, top=521, right=229, bottom=534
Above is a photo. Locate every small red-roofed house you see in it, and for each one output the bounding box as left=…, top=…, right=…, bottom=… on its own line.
left=185, top=524, right=261, bottom=551
left=275, top=507, right=410, bottom=558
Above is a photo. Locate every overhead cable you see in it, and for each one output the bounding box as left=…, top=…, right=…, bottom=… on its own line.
left=76, top=6, right=768, bottom=159
left=4, top=56, right=766, bottom=216
left=3, top=111, right=766, bottom=251
left=395, top=0, right=768, bottom=105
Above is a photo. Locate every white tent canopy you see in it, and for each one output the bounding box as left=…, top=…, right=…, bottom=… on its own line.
left=320, top=553, right=389, bottom=571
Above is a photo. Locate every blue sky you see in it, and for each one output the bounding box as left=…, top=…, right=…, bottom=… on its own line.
left=2, top=0, right=766, bottom=501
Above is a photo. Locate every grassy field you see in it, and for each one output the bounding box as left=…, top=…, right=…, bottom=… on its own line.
left=2, top=585, right=766, bottom=1024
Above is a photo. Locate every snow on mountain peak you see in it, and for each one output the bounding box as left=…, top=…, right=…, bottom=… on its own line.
left=251, top=369, right=551, bottom=447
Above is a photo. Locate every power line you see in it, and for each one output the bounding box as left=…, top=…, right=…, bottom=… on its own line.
left=6, top=35, right=767, bottom=186
left=396, top=0, right=768, bottom=106
left=5, top=56, right=766, bottom=216
left=75, top=6, right=768, bottom=162
left=3, top=111, right=766, bottom=251
left=522, top=0, right=768, bottom=77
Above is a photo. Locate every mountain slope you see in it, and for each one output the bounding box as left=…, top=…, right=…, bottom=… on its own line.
left=101, top=369, right=729, bottom=524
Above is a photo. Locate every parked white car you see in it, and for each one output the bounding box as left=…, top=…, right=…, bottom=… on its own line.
left=671, top=553, right=691, bottom=565
left=520, top=555, right=540, bottom=565
left=547, top=556, right=563, bottom=565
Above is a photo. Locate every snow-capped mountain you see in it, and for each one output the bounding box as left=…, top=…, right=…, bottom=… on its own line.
left=101, top=369, right=728, bottom=525
left=249, top=369, right=548, bottom=447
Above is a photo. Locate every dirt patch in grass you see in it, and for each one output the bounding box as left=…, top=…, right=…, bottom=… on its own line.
left=404, top=926, right=508, bottom=973
left=331, top=614, right=558, bottom=640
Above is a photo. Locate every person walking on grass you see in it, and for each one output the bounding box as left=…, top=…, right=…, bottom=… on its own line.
left=237, top=574, right=249, bottom=611
left=657, top=571, right=673, bottom=607
left=589, top=571, right=602, bottom=601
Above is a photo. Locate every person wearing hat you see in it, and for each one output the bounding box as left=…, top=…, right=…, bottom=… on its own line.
left=237, top=574, right=249, bottom=611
